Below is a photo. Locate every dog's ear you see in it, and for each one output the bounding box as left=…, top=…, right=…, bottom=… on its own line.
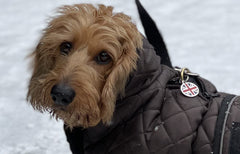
left=27, top=37, right=58, bottom=109
left=100, top=13, right=143, bottom=123
left=29, top=38, right=57, bottom=81
left=30, top=43, right=45, bottom=78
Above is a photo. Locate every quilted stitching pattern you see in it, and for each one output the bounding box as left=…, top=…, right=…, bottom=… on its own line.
left=74, top=38, right=240, bottom=154
left=83, top=73, right=239, bottom=154
left=142, top=84, right=210, bottom=153
left=192, top=97, right=220, bottom=153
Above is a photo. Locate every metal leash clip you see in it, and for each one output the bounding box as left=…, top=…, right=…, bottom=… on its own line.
left=174, top=67, right=200, bottom=98
left=174, top=67, right=199, bottom=78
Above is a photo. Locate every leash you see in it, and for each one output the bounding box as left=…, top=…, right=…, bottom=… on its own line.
left=135, top=0, right=173, bottom=68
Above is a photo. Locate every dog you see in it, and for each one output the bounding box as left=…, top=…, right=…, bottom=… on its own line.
left=27, top=4, right=143, bottom=129
left=27, top=1, right=240, bottom=154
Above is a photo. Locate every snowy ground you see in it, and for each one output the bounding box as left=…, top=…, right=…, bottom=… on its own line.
left=0, top=0, right=239, bottom=153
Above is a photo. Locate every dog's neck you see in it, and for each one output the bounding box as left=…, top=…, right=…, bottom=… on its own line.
left=83, top=38, right=177, bottom=147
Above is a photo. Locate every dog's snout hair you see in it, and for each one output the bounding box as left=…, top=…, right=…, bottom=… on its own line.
left=27, top=4, right=143, bottom=128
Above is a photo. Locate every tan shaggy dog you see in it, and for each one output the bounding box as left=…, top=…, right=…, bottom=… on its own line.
left=27, top=4, right=143, bottom=128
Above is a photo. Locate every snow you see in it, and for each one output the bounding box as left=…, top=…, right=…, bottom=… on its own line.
left=0, top=0, right=239, bottom=153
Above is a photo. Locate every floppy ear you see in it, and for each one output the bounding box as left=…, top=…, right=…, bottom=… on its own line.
left=27, top=35, right=58, bottom=106
left=100, top=13, right=143, bottom=123
left=31, top=40, right=57, bottom=78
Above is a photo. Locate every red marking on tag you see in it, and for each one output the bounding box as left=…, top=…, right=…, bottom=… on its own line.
left=181, top=82, right=199, bottom=97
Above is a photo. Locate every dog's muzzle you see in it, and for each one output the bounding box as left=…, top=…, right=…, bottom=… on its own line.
left=50, top=83, right=75, bottom=106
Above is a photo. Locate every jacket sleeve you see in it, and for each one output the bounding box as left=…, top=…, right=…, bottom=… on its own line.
left=64, top=124, right=84, bottom=154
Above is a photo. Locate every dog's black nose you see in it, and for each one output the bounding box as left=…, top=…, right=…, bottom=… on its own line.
left=51, top=84, right=75, bottom=106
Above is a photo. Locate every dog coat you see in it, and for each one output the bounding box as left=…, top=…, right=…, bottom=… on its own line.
left=64, top=38, right=240, bottom=154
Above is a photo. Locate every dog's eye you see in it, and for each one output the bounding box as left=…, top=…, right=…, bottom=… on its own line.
left=95, top=51, right=112, bottom=65
left=60, top=42, right=72, bottom=55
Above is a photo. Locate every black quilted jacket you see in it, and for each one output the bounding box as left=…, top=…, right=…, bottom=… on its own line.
left=64, top=38, right=240, bottom=154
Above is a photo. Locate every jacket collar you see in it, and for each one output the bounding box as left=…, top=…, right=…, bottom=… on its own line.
left=84, top=38, right=176, bottom=148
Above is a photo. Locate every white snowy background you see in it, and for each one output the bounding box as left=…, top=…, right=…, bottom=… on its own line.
left=0, top=0, right=239, bottom=153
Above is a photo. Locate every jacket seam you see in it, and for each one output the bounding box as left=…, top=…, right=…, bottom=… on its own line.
left=155, top=132, right=194, bottom=152
left=139, top=94, right=151, bottom=153
left=162, top=105, right=205, bottom=122
left=193, top=143, right=211, bottom=152
left=174, top=98, right=194, bottom=133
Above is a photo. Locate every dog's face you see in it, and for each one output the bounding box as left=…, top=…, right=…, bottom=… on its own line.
left=27, top=4, right=142, bottom=128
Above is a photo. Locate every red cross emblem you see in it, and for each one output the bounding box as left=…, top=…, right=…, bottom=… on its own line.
left=180, top=82, right=199, bottom=97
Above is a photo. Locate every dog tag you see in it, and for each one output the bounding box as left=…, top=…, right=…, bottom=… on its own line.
left=178, top=68, right=199, bottom=98
left=180, top=81, right=199, bottom=97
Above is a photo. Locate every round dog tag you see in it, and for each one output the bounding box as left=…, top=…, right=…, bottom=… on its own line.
left=180, top=81, right=199, bottom=97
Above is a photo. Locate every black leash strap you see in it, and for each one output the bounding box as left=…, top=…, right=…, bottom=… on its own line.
left=135, top=0, right=172, bottom=68
left=212, top=94, right=236, bottom=154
